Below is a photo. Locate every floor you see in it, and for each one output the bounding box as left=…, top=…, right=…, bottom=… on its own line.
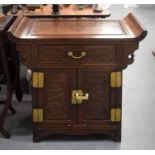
left=0, top=4, right=155, bottom=150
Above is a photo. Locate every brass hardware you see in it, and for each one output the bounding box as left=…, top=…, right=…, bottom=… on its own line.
left=68, top=51, right=86, bottom=59
left=72, top=90, right=78, bottom=104
left=111, top=108, right=121, bottom=122
left=33, top=109, right=43, bottom=122
left=72, top=90, right=89, bottom=104
left=38, top=73, right=44, bottom=88
left=32, top=73, right=38, bottom=88
left=111, top=72, right=122, bottom=87
left=32, top=72, right=44, bottom=88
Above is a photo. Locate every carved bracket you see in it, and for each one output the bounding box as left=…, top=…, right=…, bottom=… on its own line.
left=122, top=44, right=138, bottom=69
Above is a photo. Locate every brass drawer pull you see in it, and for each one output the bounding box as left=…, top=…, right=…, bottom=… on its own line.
left=67, top=51, right=86, bottom=59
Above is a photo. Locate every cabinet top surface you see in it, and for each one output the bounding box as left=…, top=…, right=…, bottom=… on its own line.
left=8, top=13, right=147, bottom=43
left=22, top=19, right=124, bottom=36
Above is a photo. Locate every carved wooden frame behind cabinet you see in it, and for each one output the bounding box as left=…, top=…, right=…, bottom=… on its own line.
left=7, top=13, right=147, bottom=142
left=0, top=16, right=23, bottom=138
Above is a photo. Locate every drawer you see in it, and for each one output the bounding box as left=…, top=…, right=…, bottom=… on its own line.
left=37, top=45, right=117, bottom=68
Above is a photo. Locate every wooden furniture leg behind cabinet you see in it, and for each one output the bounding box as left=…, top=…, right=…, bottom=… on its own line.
left=0, top=16, right=23, bottom=138
left=0, top=16, right=15, bottom=138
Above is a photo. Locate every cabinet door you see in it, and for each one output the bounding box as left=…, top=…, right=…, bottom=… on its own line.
left=36, top=69, right=76, bottom=125
left=78, top=69, right=114, bottom=124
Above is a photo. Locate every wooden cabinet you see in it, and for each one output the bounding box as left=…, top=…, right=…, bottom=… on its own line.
left=31, top=46, right=123, bottom=142
left=7, top=13, right=147, bottom=142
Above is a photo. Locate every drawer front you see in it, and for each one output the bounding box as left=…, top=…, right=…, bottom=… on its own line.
left=37, top=45, right=117, bottom=68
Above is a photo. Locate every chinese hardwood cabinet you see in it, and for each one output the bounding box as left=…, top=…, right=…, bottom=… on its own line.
left=7, top=13, right=147, bottom=142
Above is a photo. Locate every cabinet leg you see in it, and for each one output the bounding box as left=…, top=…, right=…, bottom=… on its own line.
left=113, top=135, right=121, bottom=142
left=33, top=126, right=40, bottom=142
left=113, top=125, right=121, bottom=142
left=33, top=136, right=40, bottom=142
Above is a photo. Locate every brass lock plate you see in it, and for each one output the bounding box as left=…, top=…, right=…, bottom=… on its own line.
left=33, top=108, right=43, bottom=122
left=111, top=108, right=121, bottom=122
left=111, top=72, right=122, bottom=87
left=71, top=90, right=89, bottom=104
left=32, top=72, right=44, bottom=88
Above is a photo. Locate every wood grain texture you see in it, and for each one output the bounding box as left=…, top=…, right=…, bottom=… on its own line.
left=39, top=69, right=76, bottom=125
left=37, top=44, right=116, bottom=68
left=78, top=69, right=111, bottom=124
left=7, top=13, right=147, bottom=42
left=7, top=13, right=147, bottom=142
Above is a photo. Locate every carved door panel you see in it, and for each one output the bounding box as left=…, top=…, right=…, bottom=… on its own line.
left=78, top=69, right=113, bottom=124
left=37, top=69, right=76, bottom=125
